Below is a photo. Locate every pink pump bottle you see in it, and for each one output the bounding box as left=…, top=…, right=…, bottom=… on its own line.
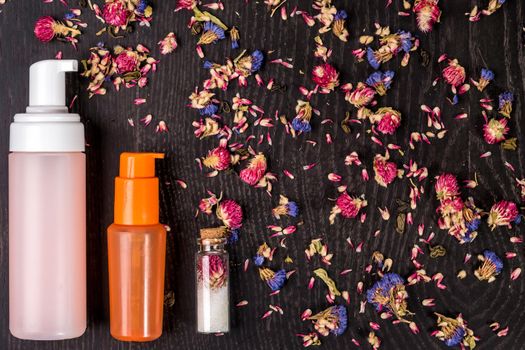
left=9, top=60, right=86, bottom=340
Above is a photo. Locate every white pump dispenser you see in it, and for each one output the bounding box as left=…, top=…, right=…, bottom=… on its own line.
left=10, top=59, right=84, bottom=152
left=29, top=59, right=77, bottom=110
left=9, top=59, right=86, bottom=340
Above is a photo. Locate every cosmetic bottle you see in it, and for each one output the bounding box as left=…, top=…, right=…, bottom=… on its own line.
left=9, top=59, right=86, bottom=340
left=196, top=228, right=230, bottom=334
left=108, top=152, right=166, bottom=341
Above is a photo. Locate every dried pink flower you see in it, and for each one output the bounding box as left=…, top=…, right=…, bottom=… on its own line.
left=437, top=197, right=464, bottom=217
left=197, top=254, right=227, bottom=289
left=373, top=154, right=399, bottom=187
left=203, top=146, right=231, bottom=171
left=158, top=32, right=178, bottom=55
left=312, top=63, right=340, bottom=91
left=442, top=59, right=466, bottom=87
left=487, top=200, right=520, bottom=230
left=217, top=199, right=243, bottom=229
left=102, top=0, right=130, bottom=27
left=330, top=191, right=367, bottom=224
left=435, top=173, right=460, bottom=201
left=483, top=118, right=509, bottom=144
left=34, top=16, right=56, bottom=42
left=115, top=50, right=139, bottom=74
left=34, top=16, right=81, bottom=43
left=175, top=0, right=197, bottom=11
left=199, top=200, right=213, bottom=215
left=345, top=82, right=376, bottom=108
left=371, top=107, right=402, bottom=135
left=239, top=154, right=267, bottom=186
left=413, top=0, right=441, bottom=33
left=198, top=192, right=219, bottom=215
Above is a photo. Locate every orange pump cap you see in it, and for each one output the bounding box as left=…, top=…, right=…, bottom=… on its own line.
left=119, top=152, right=165, bottom=178
left=114, top=152, right=164, bottom=225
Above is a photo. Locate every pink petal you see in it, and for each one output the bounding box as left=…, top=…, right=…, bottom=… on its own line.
left=511, top=268, right=522, bottom=280
left=261, top=310, right=273, bottom=319
left=301, top=309, right=312, bottom=321
left=328, top=173, right=342, bottom=182
left=283, top=169, right=295, bottom=179
left=303, top=163, right=317, bottom=170
left=480, top=151, right=492, bottom=158
left=308, top=277, right=315, bottom=289
left=497, top=327, right=509, bottom=337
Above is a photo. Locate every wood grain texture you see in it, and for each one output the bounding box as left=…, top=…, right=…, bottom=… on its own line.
left=1, top=0, right=525, bottom=349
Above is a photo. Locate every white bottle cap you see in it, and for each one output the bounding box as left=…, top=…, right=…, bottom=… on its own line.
left=10, top=59, right=85, bottom=152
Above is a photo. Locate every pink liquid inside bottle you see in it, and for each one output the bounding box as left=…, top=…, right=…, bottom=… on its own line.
left=9, top=153, right=86, bottom=340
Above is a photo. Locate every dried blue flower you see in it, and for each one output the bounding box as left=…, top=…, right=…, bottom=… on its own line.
left=292, top=117, right=312, bottom=133
left=253, top=254, right=265, bottom=266
left=445, top=326, right=466, bottom=347
left=434, top=313, right=477, bottom=348
left=334, top=10, right=348, bottom=20
left=292, top=100, right=314, bottom=133
left=366, top=273, right=412, bottom=321
left=332, top=10, right=349, bottom=41
left=234, top=50, right=264, bottom=80
left=273, top=195, right=300, bottom=219
left=457, top=197, right=483, bottom=244
left=481, top=68, right=494, bottom=81
left=198, top=22, right=226, bottom=45
left=484, top=251, right=504, bottom=272
left=366, top=70, right=395, bottom=96
left=398, top=30, right=413, bottom=52
left=259, top=267, right=286, bottom=291
left=203, top=60, right=214, bottom=69
left=199, top=103, right=218, bottom=116
left=307, top=305, right=348, bottom=336
left=437, top=315, right=466, bottom=347
left=249, top=50, right=264, bottom=73
left=287, top=201, right=299, bottom=217
left=474, top=250, right=503, bottom=282
left=136, top=0, right=148, bottom=13
left=189, top=89, right=219, bottom=116
left=466, top=218, right=480, bottom=232
left=329, top=306, right=348, bottom=336
left=367, top=273, right=403, bottom=308
left=230, top=26, right=240, bottom=49
left=228, top=229, right=239, bottom=244
left=367, top=47, right=380, bottom=70
left=498, top=91, right=513, bottom=118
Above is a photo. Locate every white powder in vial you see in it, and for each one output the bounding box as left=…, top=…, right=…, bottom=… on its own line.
left=197, top=281, right=230, bottom=333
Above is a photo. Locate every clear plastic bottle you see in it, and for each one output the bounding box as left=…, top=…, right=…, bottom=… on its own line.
left=107, top=224, right=166, bottom=341
left=9, top=60, right=86, bottom=340
left=107, top=152, right=167, bottom=342
left=196, top=232, right=230, bottom=334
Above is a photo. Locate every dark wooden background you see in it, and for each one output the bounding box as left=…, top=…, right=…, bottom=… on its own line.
left=1, top=0, right=525, bottom=349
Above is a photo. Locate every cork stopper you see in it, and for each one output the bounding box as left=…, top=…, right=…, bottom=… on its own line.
left=200, top=227, right=227, bottom=240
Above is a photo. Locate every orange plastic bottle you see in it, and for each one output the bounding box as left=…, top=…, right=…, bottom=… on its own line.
left=107, top=152, right=167, bottom=341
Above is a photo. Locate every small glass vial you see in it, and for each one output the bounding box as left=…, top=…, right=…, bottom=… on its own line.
left=196, top=234, right=230, bottom=334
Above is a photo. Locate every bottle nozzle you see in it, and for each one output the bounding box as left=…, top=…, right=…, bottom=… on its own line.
left=119, top=153, right=165, bottom=179
left=29, top=59, right=78, bottom=108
